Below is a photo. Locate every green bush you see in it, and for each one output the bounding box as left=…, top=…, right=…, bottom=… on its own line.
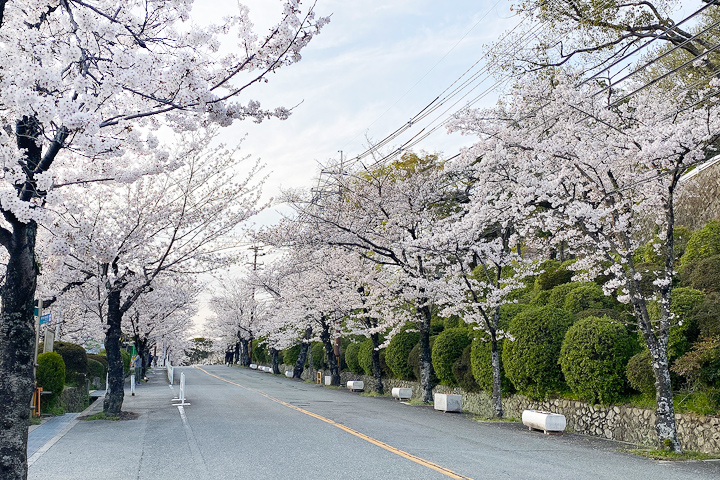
left=432, top=328, right=472, bottom=386
left=283, top=345, right=301, bottom=366
left=529, top=289, right=552, bottom=306
left=53, top=341, right=87, bottom=381
left=385, top=329, right=420, bottom=380
left=357, top=338, right=375, bottom=376
left=686, top=255, right=720, bottom=293
left=120, top=350, right=131, bottom=375
left=667, top=287, right=704, bottom=360
left=470, top=334, right=513, bottom=394
left=559, top=316, right=636, bottom=404
left=547, top=282, right=582, bottom=309
left=409, top=336, right=438, bottom=385
left=36, top=352, right=65, bottom=409
left=452, top=345, right=479, bottom=393
left=672, top=337, right=720, bottom=389
left=562, top=283, right=610, bottom=314
left=344, top=342, right=362, bottom=374
left=694, top=293, right=720, bottom=338
left=379, top=350, right=393, bottom=378
left=503, top=306, right=573, bottom=400
left=535, top=259, right=574, bottom=290
left=499, top=303, right=527, bottom=329
left=310, top=342, right=325, bottom=369
left=251, top=339, right=269, bottom=364
left=682, top=220, right=720, bottom=266
left=86, top=358, right=106, bottom=381
left=626, top=350, right=655, bottom=395
left=87, top=354, right=107, bottom=368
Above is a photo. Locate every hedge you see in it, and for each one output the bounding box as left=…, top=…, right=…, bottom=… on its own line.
left=344, top=342, right=362, bottom=374
left=503, top=306, right=573, bottom=400
left=385, top=329, right=420, bottom=380
left=87, top=354, right=107, bottom=368
left=87, top=358, right=106, bottom=381
left=470, top=334, right=513, bottom=395
left=310, top=342, right=325, bottom=369
left=682, top=220, right=720, bottom=266
left=547, top=282, right=582, bottom=309
left=694, top=293, right=720, bottom=338
left=357, top=338, right=375, bottom=376
left=409, top=336, right=438, bottom=385
left=432, top=328, right=472, bottom=387
left=283, top=345, right=301, bottom=366
left=668, top=287, right=704, bottom=360
left=452, top=345, right=479, bottom=393
left=562, top=283, right=609, bottom=314
left=626, top=350, right=655, bottom=395
left=559, top=316, right=636, bottom=404
left=53, top=341, right=87, bottom=381
left=36, top=352, right=65, bottom=408
left=535, top=259, right=574, bottom=291
left=121, top=350, right=131, bottom=374
left=252, top=339, right=269, bottom=364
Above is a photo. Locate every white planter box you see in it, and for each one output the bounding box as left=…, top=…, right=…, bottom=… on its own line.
left=264, top=366, right=273, bottom=373
left=324, top=375, right=333, bottom=385
left=347, top=381, right=364, bottom=392
left=249, top=364, right=258, bottom=370
left=285, top=370, right=293, bottom=378
left=522, top=410, right=566, bottom=434
left=434, top=393, right=462, bottom=412
left=392, top=387, right=413, bottom=400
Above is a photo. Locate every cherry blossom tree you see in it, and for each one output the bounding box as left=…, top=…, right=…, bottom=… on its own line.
left=0, top=2, right=326, bottom=476
left=449, top=71, right=720, bottom=451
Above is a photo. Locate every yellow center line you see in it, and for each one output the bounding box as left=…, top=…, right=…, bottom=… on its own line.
left=195, top=366, right=474, bottom=480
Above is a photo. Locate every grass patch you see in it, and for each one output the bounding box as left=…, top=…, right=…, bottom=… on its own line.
left=473, top=415, right=520, bottom=423
left=407, top=398, right=432, bottom=406
left=82, top=412, right=119, bottom=421
left=628, top=448, right=720, bottom=461
left=28, top=417, right=42, bottom=426
left=359, top=391, right=386, bottom=397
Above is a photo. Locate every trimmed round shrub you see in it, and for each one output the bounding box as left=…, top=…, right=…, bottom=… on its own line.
left=626, top=350, right=655, bottom=395
left=310, top=342, right=325, bottom=369
left=36, top=352, right=65, bottom=408
left=452, top=345, right=479, bottom=393
left=87, top=358, right=106, bottom=381
left=379, top=350, right=393, bottom=378
left=687, top=255, right=720, bottom=293
left=87, top=354, right=107, bottom=368
left=357, top=338, right=375, bottom=376
left=535, top=259, right=574, bottom=291
left=503, top=306, right=573, bottom=400
left=470, top=334, right=513, bottom=395
left=668, top=287, right=704, bottom=360
left=695, top=293, right=720, bottom=338
left=499, top=303, right=527, bottom=329
left=251, top=340, right=269, bottom=364
left=529, top=289, right=552, bottom=306
left=409, top=335, right=438, bottom=385
left=283, top=345, right=301, bottom=366
left=53, top=341, right=87, bottom=381
left=121, top=350, right=131, bottom=374
left=432, top=328, right=472, bottom=386
left=682, top=220, right=720, bottom=266
left=344, top=342, right=362, bottom=374
left=547, top=282, right=581, bottom=309
left=563, top=283, right=609, bottom=314
left=385, top=329, right=420, bottom=380
left=559, top=316, right=636, bottom=404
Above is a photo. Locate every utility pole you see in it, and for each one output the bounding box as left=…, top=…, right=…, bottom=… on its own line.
left=246, top=245, right=265, bottom=365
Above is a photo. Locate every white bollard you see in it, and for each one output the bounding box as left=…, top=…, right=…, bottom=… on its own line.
left=172, top=372, right=190, bottom=406
left=285, top=370, right=293, bottom=378
left=130, top=374, right=136, bottom=396
left=106, top=373, right=109, bottom=393
left=167, top=363, right=174, bottom=385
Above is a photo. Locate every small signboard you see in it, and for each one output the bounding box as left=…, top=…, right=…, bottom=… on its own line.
left=39, top=313, right=51, bottom=325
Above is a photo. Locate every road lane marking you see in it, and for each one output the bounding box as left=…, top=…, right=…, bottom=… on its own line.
left=196, top=366, right=474, bottom=480
left=177, top=405, right=210, bottom=477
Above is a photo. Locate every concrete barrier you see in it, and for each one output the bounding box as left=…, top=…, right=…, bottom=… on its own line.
left=522, top=410, right=566, bottom=434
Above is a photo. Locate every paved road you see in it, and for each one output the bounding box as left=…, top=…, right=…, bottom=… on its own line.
left=29, top=365, right=720, bottom=479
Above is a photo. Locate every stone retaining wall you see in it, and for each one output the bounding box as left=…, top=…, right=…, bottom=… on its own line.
left=282, top=365, right=720, bottom=453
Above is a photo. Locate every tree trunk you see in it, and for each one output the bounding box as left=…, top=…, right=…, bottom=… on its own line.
left=270, top=348, right=280, bottom=374
left=104, top=290, right=125, bottom=416
left=320, top=321, right=340, bottom=386
left=240, top=339, right=250, bottom=366
left=489, top=328, right=503, bottom=418
left=417, top=304, right=435, bottom=403
left=293, top=327, right=312, bottom=379
left=0, top=219, right=39, bottom=480
left=370, top=332, right=384, bottom=394
left=233, top=342, right=240, bottom=364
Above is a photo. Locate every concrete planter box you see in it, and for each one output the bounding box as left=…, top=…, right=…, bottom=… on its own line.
left=347, top=381, right=364, bottom=392
left=324, top=375, right=333, bottom=385
left=392, top=387, right=412, bottom=400
left=285, top=370, right=293, bottom=378
left=434, top=393, right=462, bottom=412
left=522, top=410, right=566, bottom=434
left=250, top=364, right=258, bottom=370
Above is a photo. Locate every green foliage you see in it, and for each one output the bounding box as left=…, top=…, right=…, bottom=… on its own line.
left=529, top=289, right=552, bottom=306
left=184, top=337, right=213, bottom=364
left=686, top=255, right=720, bottom=293
left=120, top=350, right=131, bottom=374
left=499, top=303, right=527, bottom=329
left=470, top=334, right=513, bottom=395
left=37, top=352, right=65, bottom=408
left=626, top=350, right=655, bottom=395
left=452, top=345, right=479, bottom=393
left=87, top=354, right=107, bottom=368
left=86, top=359, right=106, bottom=381
left=535, top=259, right=574, bottom=290
left=502, top=306, right=573, bottom=400
left=385, top=329, right=420, bottom=380
left=283, top=345, right=301, bottom=366
left=562, top=283, right=610, bottom=314
left=559, top=316, right=637, bottom=404
left=668, top=287, right=704, bottom=361
left=432, top=328, right=472, bottom=386
left=635, top=227, right=692, bottom=264
left=357, top=338, right=375, bottom=376
left=53, top=341, right=88, bottom=381
left=682, top=220, right=720, bottom=266
left=672, top=337, right=720, bottom=389
left=344, top=342, right=362, bottom=374
left=310, top=342, right=325, bottom=369
left=409, top=336, right=438, bottom=385
left=547, top=282, right=582, bottom=309
left=251, top=339, right=269, bottom=364
left=694, top=293, right=720, bottom=338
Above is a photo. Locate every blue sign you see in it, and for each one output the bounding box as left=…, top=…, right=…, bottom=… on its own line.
left=39, top=314, right=51, bottom=325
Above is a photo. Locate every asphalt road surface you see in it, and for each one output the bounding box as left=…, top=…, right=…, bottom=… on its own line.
left=29, top=365, right=720, bottom=479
